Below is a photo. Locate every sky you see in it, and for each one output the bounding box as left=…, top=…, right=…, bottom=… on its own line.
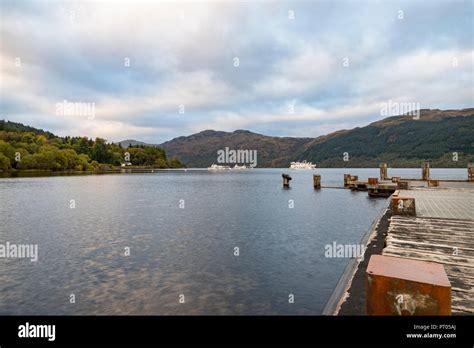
left=0, top=0, right=473, bottom=144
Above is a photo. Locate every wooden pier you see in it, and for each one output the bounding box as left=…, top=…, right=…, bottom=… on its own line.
left=342, top=162, right=473, bottom=198
left=323, top=162, right=474, bottom=315
left=343, top=175, right=399, bottom=197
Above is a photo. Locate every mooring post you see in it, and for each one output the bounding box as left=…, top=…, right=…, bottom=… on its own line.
left=282, top=173, right=292, bottom=188
left=422, top=162, right=430, bottom=181
left=380, top=163, right=388, bottom=180
left=428, top=179, right=439, bottom=187
left=344, top=174, right=351, bottom=187
left=368, top=177, right=378, bottom=186
left=313, top=174, right=321, bottom=189
left=397, top=181, right=409, bottom=190
left=468, top=163, right=474, bottom=182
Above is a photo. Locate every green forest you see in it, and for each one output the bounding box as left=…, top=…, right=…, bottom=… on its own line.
left=301, top=116, right=474, bottom=167
left=0, top=120, right=183, bottom=171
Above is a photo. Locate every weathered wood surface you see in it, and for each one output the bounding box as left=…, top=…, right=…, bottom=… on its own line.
left=383, top=215, right=474, bottom=314
left=397, top=189, right=474, bottom=220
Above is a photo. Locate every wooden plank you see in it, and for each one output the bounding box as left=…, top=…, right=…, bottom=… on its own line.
left=387, top=225, right=474, bottom=237
left=382, top=247, right=474, bottom=268
left=388, top=222, right=474, bottom=234
left=449, top=260, right=474, bottom=290
left=389, top=224, right=474, bottom=235
left=449, top=275, right=474, bottom=293
left=452, top=290, right=474, bottom=313
left=390, top=215, right=474, bottom=223
left=445, top=265, right=474, bottom=280
left=389, top=227, right=474, bottom=237
left=389, top=220, right=474, bottom=229
left=388, top=226, right=474, bottom=239
left=385, top=239, right=474, bottom=258
left=452, top=308, right=474, bottom=314
left=390, top=216, right=474, bottom=227
left=386, top=233, right=474, bottom=249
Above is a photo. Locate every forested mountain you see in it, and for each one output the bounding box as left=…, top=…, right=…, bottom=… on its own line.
left=156, top=109, right=474, bottom=167
left=301, top=109, right=474, bottom=167
left=2, top=108, right=473, bottom=171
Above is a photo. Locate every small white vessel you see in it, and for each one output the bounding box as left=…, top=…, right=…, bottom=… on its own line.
left=232, top=164, right=247, bottom=170
left=289, top=160, right=316, bottom=170
left=207, top=164, right=230, bottom=170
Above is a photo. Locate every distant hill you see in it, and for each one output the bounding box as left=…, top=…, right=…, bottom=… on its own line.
left=158, top=129, right=313, bottom=167
left=116, top=139, right=149, bottom=148
left=0, top=120, right=55, bottom=138
left=154, top=108, right=474, bottom=168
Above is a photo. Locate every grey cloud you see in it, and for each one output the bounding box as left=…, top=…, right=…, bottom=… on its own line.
left=0, top=0, right=472, bottom=143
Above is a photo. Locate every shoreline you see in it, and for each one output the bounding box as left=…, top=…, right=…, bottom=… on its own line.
left=1, top=167, right=471, bottom=177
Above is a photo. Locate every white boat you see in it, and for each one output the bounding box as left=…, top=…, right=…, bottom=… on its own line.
left=207, top=164, right=230, bottom=170
left=289, top=160, right=316, bottom=170
left=232, top=164, right=247, bottom=170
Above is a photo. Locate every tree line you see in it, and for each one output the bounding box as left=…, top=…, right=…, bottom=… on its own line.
left=0, top=120, right=183, bottom=171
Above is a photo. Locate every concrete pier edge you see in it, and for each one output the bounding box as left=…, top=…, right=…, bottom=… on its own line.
left=322, top=197, right=391, bottom=315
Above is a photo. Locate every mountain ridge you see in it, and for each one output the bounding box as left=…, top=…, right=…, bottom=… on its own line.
left=10, top=108, right=470, bottom=168
left=149, top=108, right=474, bottom=167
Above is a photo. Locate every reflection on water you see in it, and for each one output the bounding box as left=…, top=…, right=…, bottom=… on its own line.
left=0, top=168, right=465, bottom=314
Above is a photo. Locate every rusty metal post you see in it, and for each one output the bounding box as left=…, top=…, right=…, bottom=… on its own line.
left=282, top=173, right=292, bottom=188
left=313, top=174, right=321, bottom=189
left=368, top=178, right=378, bottom=186
left=428, top=179, right=439, bottom=187
left=422, top=162, right=430, bottom=180
left=397, top=181, right=409, bottom=190
left=468, top=163, right=474, bottom=182
left=391, top=196, right=416, bottom=215
left=366, top=255, right=451, bottom=315
left=380, top=163, right=388, bottom=180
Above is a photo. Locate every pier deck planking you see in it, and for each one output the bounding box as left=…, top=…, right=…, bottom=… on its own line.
left=384, top=214, right=474, bottom=314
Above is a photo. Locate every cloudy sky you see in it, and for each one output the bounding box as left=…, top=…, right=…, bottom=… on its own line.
left=1, top=0, right=473, bottom=143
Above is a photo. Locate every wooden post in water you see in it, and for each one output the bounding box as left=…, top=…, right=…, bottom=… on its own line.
left=422, top=162, right=430, bottom=181
left=468, top=163, right=474, bottom=182
left=344, top=174, right=351, bottom=187
left=282, top=173, right=292, bottom=188
left=313, top=174, right=321, bottom=189
left=380, top=163, right=388, bottom=180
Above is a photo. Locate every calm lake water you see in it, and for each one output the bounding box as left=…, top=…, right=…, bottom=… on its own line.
left=0, top=168, right=466, bottom=315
